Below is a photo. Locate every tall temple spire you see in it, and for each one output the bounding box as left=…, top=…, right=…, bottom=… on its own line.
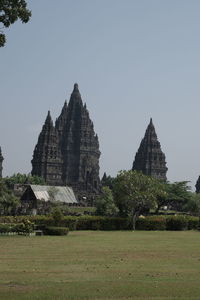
left=31, top=111, right=62, bottom=185
left=0, top=147, right=4, bottom=178
left=132, top=119, right=167, bottom=181
left=32, top=83, right=101, bottom=204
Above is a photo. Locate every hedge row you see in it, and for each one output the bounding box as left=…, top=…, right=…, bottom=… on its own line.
left=0, top=215, right=199, bottom=231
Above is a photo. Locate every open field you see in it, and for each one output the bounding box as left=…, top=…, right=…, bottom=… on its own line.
left=0, top=231, right=200, bottom=300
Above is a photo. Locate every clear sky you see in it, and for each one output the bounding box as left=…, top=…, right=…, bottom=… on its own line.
left=1, top=0, right=200, bottom=189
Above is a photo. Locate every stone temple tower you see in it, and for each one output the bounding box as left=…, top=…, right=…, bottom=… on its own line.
left=31, top=111, right=62, bottom=186
left=195, top=176, right=200, bottom=193
left=31, top=84, right=101, bottom=204
left=0, top=147, right=3, bottom=178
left=132, top=118, right=167, bottom=181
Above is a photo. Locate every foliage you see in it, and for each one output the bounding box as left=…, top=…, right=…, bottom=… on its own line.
left=113, top=170, right=163, bottom=229
left=4, top=173, right=46, bottom=189
left=0, top=0, right=31, bottom=47
left=51, top=207, right=64, bottom=226
left=184, top=193, right=200, bottom=215
left=95, top=186, right=119, bottom=216
left=155, top=181, right=192, bottom=213
left=101, top=172, right=115, bottom=190
left=0, top=214, right=199, bottom=231
left=14, top=219, right=34, bottom=234
left=44, top=226, right=69, bottom=236
left=0, top=179, right=20, bottom=215
left=0, top=223, right=12, bottom=233
left=136, top=216, right=166, bottom=230
left=166, top=215, right=188, bottom=231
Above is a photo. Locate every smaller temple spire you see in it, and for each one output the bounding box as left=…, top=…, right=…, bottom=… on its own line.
left=132, top=119, right=167, bottom=181
left=195, top=176, right=200, bottom=193
left=0, top=147, right=4, bottom=178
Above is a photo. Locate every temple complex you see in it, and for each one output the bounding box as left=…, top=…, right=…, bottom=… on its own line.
left=0, top=147, right=3, bottom=178
left=31, top=84, right=101, bottom=204
left=132, top=118, right=167, bottom=181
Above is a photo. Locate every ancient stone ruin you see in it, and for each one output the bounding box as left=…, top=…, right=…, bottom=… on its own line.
left=0, top=147, right=3, bottom=178
left=132, top=118, right=167, bottom=181
left=31, top=84, right=101, bottom=204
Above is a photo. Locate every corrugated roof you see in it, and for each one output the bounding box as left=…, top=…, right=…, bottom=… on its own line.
left=30, top=185, right=77, bottom=204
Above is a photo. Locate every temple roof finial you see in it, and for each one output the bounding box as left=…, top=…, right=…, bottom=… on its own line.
left=45, top=110, right=53, bottom=126
left=72, top=83, right=80, bottom=94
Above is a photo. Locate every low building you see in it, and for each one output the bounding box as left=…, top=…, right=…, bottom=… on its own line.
left=21, top=185, right=77, bottom=215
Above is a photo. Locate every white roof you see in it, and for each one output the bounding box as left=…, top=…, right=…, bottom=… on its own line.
left=30, top=185, right=77, bottom=204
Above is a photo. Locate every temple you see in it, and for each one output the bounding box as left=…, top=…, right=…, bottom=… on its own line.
left=0, top=147, right=3, bottom=178
left=195, top=176, right=200, bottom=193
left=31, top=84, right=101, bottom=204
left=132, top=118, right=167, bottom=181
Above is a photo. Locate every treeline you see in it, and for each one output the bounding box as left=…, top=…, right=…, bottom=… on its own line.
left=97, top=170, right=200, bottom=229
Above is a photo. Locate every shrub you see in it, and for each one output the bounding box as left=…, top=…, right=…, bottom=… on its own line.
left=166, top=216, right=188, bottom=230
left=136, top=216, right=166, bottom=230
left=44, top=226, right=69, bottom=236
left=187, top=216, right=199, bottom=230
left=51, top=207, right=64, bottom=226
left=0, top=223, right=12, bottom=233
left=14, top=219, right=34, bottom=234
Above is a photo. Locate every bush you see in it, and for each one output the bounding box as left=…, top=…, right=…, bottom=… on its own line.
left=136, top=216, right=166, bottom=230
left=44, top=226, right=69, bottom=236
left=0, top=223, right=12, bottom=233
left=166, top=216, right=188, bottom=230
left=187, top=216, right=199, bottom=230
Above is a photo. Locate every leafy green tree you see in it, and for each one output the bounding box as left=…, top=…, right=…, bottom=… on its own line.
left=51, top=207, right=64, bottom=226
left=0, top=179, right=19, bottom=215
left=101, top=173, right=115, bottom=190
left=113, top=170, right=162, bottom=230
left=184, top=193, right=200, bottom=215
left=4, top=173, right=46, bottom=189
left=0, top=0, right=31, bottom=47
left=159, top=181, right=192, bottom=212
left=95, top=186, right=119, bottom=216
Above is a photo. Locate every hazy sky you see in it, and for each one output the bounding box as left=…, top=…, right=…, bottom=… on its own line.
left=1, top=0, right=200, bottom=189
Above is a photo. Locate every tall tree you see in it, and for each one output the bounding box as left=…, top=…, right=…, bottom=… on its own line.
left=0, top=179, right=19, bottom=215
left=95, top=186, right=119, bottom=216
left=113, top=170, right=163, bottom=230
left=0, top=0, right=31, bottom=47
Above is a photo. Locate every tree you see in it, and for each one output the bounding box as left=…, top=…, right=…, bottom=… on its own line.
left=4, top=173, right=46, bottom=189
left=0, top=179, right=19, bottom=215
left=101, top=173, right=115, bottom=190
left=184, top=193, right=200, bottom=215
left=95, top=186, right=119, bottom=216
left=0, top=0, right=31, bottom=47
left=113, top=170, right=162, bottom=230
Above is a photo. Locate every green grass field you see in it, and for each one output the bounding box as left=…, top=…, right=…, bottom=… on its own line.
left=0, top=231, right=200, bottom=300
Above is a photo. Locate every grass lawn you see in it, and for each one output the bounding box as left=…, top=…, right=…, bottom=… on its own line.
left=0, top=231, right=200, bottom=300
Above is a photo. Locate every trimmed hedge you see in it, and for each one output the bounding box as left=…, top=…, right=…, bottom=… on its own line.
left=136, top=216, right=166, bottom=230
left=0, top=215, right=199, bottom=231
left=166, top=216, right=188, bottom=231
left=44, top=227, right=69, bottom=236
